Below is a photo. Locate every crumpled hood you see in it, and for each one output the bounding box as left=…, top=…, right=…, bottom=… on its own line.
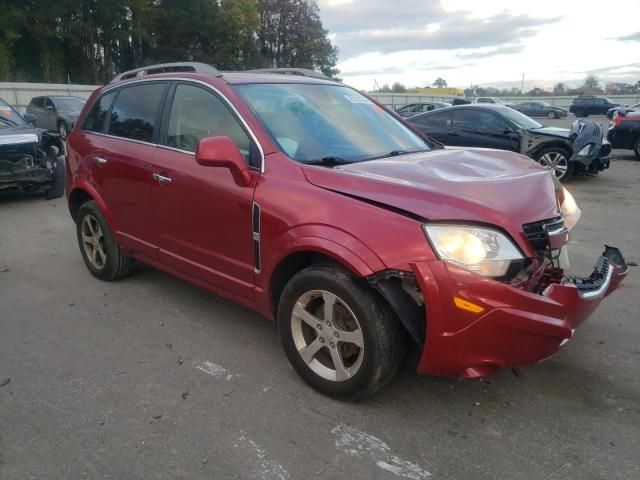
left=0, top=125, right=43, bottom=146
left=529, top=126, right=571, bottom=139
left=302, top=148, right=560, bottom=246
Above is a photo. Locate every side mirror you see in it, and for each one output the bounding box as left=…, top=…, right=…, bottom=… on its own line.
left=46, top=105, right=54, bottom=111
left=23, top=113, right=37, bottom=125
left=195, top=136, right=252, bottom=187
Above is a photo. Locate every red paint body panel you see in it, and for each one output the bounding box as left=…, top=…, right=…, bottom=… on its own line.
left=65, top=71, right=627, bottom=380
left=412, top=261, right=628, bottom=378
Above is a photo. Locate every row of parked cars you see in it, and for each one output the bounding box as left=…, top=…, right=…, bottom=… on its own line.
left=397, top=96, right=639, bottom=120
left=394, top=96, right=640, bottom=179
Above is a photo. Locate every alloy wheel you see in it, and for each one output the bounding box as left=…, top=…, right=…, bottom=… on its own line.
left=290, top=290, right=364, bottom=382
left=538, top=151, right=569, bottom=179
left=58, top=123, right=67, bottom=139
left=81, top=214, right=106, bottom=269
left=547, top=111, right=556, bottom=119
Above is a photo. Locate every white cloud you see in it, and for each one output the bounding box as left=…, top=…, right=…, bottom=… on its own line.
left=318, top=0, right=640, bottom=91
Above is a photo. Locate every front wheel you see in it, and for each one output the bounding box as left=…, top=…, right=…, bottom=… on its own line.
left=634, top=137, right=640, bottom=160
left=547, top=111, right=558, bottom=119
left=76, top=201, right=136, bottom=280
left=278, top=264, right=405, bottom=400
left=535, top=148, right=574, bottom=181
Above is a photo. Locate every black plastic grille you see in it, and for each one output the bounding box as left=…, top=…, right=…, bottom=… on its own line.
left=522, top=216, right=565, bottom=252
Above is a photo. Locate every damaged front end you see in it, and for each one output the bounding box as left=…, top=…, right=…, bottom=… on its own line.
left=0, top=132, right=65, bottom=199
left=568, top=119, right=611, bottom=174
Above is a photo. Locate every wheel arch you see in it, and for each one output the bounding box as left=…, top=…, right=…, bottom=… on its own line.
left=265, top=236, right=381, bottom=320
left=67, top=182, right=117, bottom=230
left=528, top=140, right=572, bottom=160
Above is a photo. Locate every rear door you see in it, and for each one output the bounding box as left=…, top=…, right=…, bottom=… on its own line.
left=150, top=81, right=260, bottom=299
left=78, top=81, right=168, bottom=258
left=409, top=110, right=454, bottom=144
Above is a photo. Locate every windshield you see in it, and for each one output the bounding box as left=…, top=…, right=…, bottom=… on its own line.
left=234, top=84, right=429, bottom=163
left=500, top=107, right=543, bottom=129
left=54, top=97, right=86, bottom=111
left=0, top=100, right=26, bottom=128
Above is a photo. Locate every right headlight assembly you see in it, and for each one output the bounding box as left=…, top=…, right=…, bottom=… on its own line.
left=423, top=224, right=524, bottom=277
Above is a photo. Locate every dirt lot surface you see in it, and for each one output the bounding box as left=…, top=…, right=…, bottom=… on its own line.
left=1, top=141, right=638, bottom=479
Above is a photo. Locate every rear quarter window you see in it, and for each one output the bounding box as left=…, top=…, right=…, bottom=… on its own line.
left=107, top=83, right=166, bottom=143
left=82, top=91, right=117, bottom=133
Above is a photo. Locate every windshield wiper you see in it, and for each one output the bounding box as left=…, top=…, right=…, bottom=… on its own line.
left=363, top=148, right=430, bottom=162
left=302, top=156, right=353, bottom=166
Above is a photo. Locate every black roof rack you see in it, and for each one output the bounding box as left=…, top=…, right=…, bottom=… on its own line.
left=246, top=68, right=331, bottom=80
left=111, top=62, right=222, bottom=83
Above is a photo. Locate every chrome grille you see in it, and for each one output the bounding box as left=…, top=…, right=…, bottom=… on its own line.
left=522, top=217, right=565, bottom=252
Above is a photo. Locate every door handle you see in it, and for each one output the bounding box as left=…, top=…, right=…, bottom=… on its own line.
left=94, top=156, right=108, bottom=165
left=153, top=173, right=172, bottom=184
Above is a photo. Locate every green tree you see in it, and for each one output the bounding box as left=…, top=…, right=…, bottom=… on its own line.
left=553, top=82, right=567, bottom=95
left=432, top=77, right=447, bottom=88
left=391, top=82, right=406, bottom=93
left=583, top=75, right=600, bottom=90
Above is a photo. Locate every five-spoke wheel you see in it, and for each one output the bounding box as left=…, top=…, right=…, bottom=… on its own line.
left=278, top=264, right=405, bottom=399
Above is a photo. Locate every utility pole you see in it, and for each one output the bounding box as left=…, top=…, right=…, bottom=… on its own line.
left=520, top=73, right=525, bottom=95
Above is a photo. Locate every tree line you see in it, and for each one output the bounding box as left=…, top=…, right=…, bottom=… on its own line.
left=373, top=74, right=640, bottom=96
left=0, top=0, right=339, bottom=84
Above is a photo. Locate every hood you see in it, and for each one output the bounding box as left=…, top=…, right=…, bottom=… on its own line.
left=0, top=125, right=43, bottom=144
left=528, top=126, right=571, bottom=139
left=302, top=148, right=560, bottom=244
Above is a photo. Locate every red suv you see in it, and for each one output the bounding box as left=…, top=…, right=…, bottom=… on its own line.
left=66, top=63, right=628, bottom=399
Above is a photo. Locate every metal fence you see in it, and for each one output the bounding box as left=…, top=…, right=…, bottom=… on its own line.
left=2, top=81, right=639, bottom=113
left=0, top=82, right=101, bottom=113
left=367, top=93, right=640, bottom=110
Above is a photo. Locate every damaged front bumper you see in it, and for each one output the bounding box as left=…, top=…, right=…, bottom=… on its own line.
left=409, top=246, right=628, bottom=378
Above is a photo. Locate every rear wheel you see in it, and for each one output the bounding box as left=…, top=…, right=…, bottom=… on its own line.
left=547, top=111, right=558, bottom=119
left=76, top=201, right=136, bottom=280
left=634, top=137, right=640, bottom=160
left=278, top=264, right=405, bottom=400
left=535, top=147, right=574, bottom=181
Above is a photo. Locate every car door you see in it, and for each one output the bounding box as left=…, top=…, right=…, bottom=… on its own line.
left=43, top=98, right=59, bottom=131
left=78, top=82, right=168, bottom=259
left=150, top=81, right=260, bottom=300
left=30, top=97, right=46, bottom=129
left=409, top=110, right=454, bottom=144
left=451, top=109, right=518, bottom=151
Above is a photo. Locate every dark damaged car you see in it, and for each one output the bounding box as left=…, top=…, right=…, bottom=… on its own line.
left=0, top=99, right=65, bottom=199
left=407, top=104, right=611, bottom=180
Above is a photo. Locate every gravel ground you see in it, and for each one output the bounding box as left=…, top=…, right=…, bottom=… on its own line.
left=0, top=148, right=638, bottom=480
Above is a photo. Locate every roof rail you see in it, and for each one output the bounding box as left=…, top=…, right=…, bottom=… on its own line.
left=111, top=62, right=222, bottom=83
left=246, top=68, right=331, bottom=80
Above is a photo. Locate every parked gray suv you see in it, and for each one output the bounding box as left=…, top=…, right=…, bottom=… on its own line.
left=26, top=96, right=87, bottom=139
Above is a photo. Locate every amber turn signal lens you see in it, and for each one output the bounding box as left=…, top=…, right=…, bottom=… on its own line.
left=454, top=296, right=485, bottom=314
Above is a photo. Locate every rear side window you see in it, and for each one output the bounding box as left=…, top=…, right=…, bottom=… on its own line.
left=107, top=83, right=165, bottom=142
left=453, top=110, right=507, bottom=130
left=29, top=97, right=42, bottom=108
left=165, top=83, right=252, bottom=162
left=82, top=91, right=117, bottom=133
left=413, top=111, right=451, bottom=127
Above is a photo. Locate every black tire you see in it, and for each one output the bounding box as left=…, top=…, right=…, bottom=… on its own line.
left=57, top=121, right=68, bottom=139
left=76, top=201, right=136, bottom=280
left=277, top=264, right=405, bottom=400
left=534, top=147, right=574, bottom=181
left=634, top=137, right=640, bottom=160
left=45, top=150, right=65, bottom=200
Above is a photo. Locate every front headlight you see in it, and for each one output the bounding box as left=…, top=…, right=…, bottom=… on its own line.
left=423, top=225, right=523, bottom=277
left=560, top=187, right=581, bottom=230
left=576, top=145, right=592, bottom=157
